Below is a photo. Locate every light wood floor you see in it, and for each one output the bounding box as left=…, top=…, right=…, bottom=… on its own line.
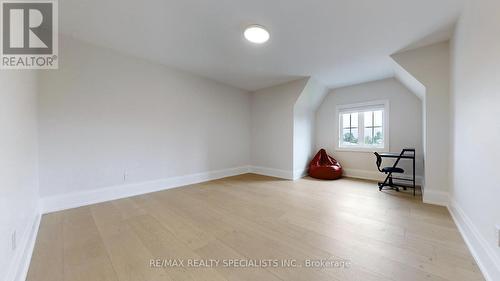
left=27, top=174, right=485, bottom=281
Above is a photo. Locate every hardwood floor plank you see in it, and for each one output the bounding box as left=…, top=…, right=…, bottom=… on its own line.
left=26, top=212, right=64, bottom=281
left=134, top=193, right=224, bottom=249
left=62, top=207, right=118, bottom=281
left=90, top=202, right=173, bottom=281
left=194, top=239, right=283, bottom=281
left=126, top=214, right=227, bottom=281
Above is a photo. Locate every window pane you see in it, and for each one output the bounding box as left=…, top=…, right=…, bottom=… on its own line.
left=374, top=110, right=383, bottom=126
left=342, top=113, right=351, bottom=128
left=364, top=127, right=373, bottom=144
left=373, top=127, right=383, bottom=145
left=363, top=110, right=384, bottom=147
left=342, top=128, right=358, bottom=145
left=351, top=113, right=358, bottom=128
left=364, top=111, right=373, bottom=127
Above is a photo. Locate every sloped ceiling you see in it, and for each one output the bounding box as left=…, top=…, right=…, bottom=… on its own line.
left=60, top=0, right=463, bottom=91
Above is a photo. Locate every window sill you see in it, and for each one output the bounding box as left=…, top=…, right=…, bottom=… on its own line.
left=335, top=146, right=389, bottom=153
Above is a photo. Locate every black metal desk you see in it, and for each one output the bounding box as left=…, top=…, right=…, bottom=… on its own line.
left=378, top=149, right=416, bottom=196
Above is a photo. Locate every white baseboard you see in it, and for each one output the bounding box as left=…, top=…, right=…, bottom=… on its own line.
left=40, top=166, right=251, bottom=214
left=293, top=168, right=308, bottom=180
left=5, top=212, right=41, bottom=281
left=342, top=168, right=385, bottom=181
left=249, top=166, right=422, bottom=182
left=422, top=189, right=449, bottom=206
left=448, top=200, right=500, bottom=281
left=249, top=166, right=294, bottom=180
left=342, top=168, right=423, bottom=185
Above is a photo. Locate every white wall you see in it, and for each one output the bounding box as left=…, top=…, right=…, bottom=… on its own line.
left=250, top=78, right=308, bottom=179
left=315, top=78, right=424, bottom=182
left=0, top=71, right=39, bottom=281
left=450, top=0, right=500, bottom=279
left=293, top=78, right=328, bottom=179
left=392, top=42, right=451, bottom=204
left=38, top=37, right=251, bottom=200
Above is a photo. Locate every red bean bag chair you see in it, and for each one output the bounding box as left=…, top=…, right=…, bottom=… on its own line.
left=308, top=149, right=343, bottom=180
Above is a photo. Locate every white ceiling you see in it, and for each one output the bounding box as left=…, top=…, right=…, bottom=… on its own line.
left=60, top=0, right=463, bottom=91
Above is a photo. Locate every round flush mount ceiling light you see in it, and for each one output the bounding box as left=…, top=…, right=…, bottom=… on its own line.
left=244, top=25, right=270, bottom=44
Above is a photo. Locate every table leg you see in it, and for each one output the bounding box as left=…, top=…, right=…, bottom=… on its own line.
left=413, top=156, right=416, bottom=196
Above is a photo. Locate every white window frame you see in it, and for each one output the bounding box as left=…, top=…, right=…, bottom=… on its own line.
left=335, top=100, right=390, bottom=152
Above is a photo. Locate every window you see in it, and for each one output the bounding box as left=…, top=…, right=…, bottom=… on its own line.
left=337, top=101, right=389, bottom=151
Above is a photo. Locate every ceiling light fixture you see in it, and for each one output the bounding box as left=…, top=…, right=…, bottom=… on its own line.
left=244, top=25, right=270, bottom=44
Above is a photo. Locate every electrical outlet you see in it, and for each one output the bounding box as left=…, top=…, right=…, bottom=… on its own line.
left=11, top=231, right=16, bottom=251
left=497, top=225, right=500, bottom=248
